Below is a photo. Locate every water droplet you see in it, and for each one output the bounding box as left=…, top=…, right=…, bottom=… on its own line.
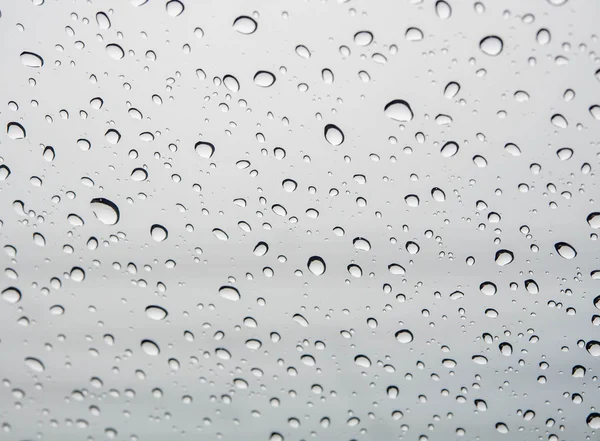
left=353, top=237, right=371, bottom=251
left=347, top=264, right=362, bottom=277
left=494, top=249, right=514, bottom=266
left=395, top=329, right=413, bottom=343
left=587, top=413, right=600, bottom=429
left=105, top=44, right=125, bottom=60
left=354, top=31, right=373, bottom=46
left=525, top=279, right=539, bottom=294
left=444, top=82, right=460, bottom=99
left=495, top=422, right=509, bottom=434
left=586, top=340, right=600, bottom=356
left=24, top=357, right=45, bottom=372
left=440, top=141, right=459, bottom=157
left=405, top=27, right=423, bottom=41
left=233, top=16, right=257, bottom=34
left=218, top=286, right=240, bottom=301
left=90, top=198, right=120, bottom=225
left=0, top=165, right=11, bottom=180
left=536, top=28, right=551, bottom=45
left=20, top=51, right=44, bottom=67
left=145, top=305, right=168, bottom=320
left=1, top=287, right=21, bottom=304
left=293, top=313, right=309, bottom=327
left=70, top=267, right=85, bottom=282
left=554, top=242, right=576, bottom=259
left=131, top=168, right=148, bottom=181
left=245, top=339, right=262, bottom=350
left=472, top=355, right=488, bottom=365
left=384, top=100, right=414, bottom=122
left=322, top=68, right=334, bottom=84
left=435, top=0, right=452, bottom=19
left=195, top=141, right=215, bottom=159
left=479, top=36, right=503, bottom=56
left=96, top=12, right=111, bottom=30
left=212, top=228, right=229, bottom=240
left=388, top=264, right=405, bottom=275
left=480, top=282, right=497, bottom=296
left=308, top=256, right=326, bottom=275
left=354, top=355, right=371, bottom=368
left=253, top=242, right=269, bottom=256
left=253, top=71, right=276, bottom=87
left=282, top=179, right=297, bottom=192
left=589, top=105, right=600, bottom=120
left=150, top=224, right=168, bottom=242
left=141, top=339, right=160, bottom=356
left=295, top=45, right=311, bottom=58
left=324, top=124, right=344, bottom=146
left=166, top=0, right=184, bottom=17
left=223, top=75, right=240, bottom=92
left=551, top=114, right=568, bottom=128
left=431, top=187, right=446, bottom=202
left=587, top=212, right=600, bottom=229
left=105, top=129, right=121, bottom=144
left=7, top=122, right=26, bottom=139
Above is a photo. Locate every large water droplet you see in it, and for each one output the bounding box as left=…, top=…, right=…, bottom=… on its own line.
left=223, top=75, right=240, bottom=92
left=106, top=44, right=125, bottom=60
left=354, top=355, right=371, bottom=368
left=307, top=256, right=326, bottom=275
left=324, top=124, right=344, bottom=146
left=384, top=100, right=413, bottom=122
left=479, top=36, right=503, bottom=56
left=435, top=0, right=452, bottom=19
left=587, top=413, right=600, bottom=429
left=405, top=27, right=423, bottom=41
left=20, top=51, right=44, bottom=67
left=586, top=340, right=600, bottom=356
left=141, top=339, right=160, bottom=356
left=219, top=286, right=240, bottom=301
left=554, top=242, right=576, bottom=259
left=440, top=141, right=459, bottom=157
left=253, top=71, right=276, bottom=87
left=90, top=198, right=120, bottom=225
left=589, top=105, right=600, bottom=120
left=145, top=305, right=168, bottom=320
left=195, top=141, right=215, bottom=159
left=5, top=123, right=27, bottom=144
left=166, top=0, right=184, bottom=17
left=1, top=287, right=21, bottom=304
left=24, top=357, right=45, bottom=372
left=354, top=31, right=373, bottom=46
left=150, top=224, right=168, bottom=242
left=395, top=329, right=413, bottom=343
left=587, top=212, right=600, bottom=229
left=233, top=16, right=257, bottom=34
left=494, top=249, right=514, bottom=266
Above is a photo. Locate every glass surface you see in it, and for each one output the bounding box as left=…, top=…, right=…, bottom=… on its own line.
left=1, top=0, right=600, bottom=440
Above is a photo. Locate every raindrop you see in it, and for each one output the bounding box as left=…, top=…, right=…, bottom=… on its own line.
left=223, top=75, right=240, bottom=92
left=166, top=0, right=184, bottom=17
left=105, top=44, right=125, bottom=60
left=587, top=212, right=600, bottom=229
left=587, top=413, right=600, bottom=429
left=525, top=279, right=539, bottom=294
left=145, top=305, right=168, bottom=320
left=7, top=122, right=26, bottom=139
left=479, top=36, right=503, bottom=56
left=254, top=71, right=276, bottom=87
left=480, top=282, right=497, bottom=296
left=435, top=0, right=452, bottom=19
left=141, top=340, right=160, bottom=356
left=24, top=357, right=45, bottom=372
left=96, top=12, right=111, bottom=30
left=233, top=16, right=257, bottom=34
left=219, top=286, right=240, bottom=301
left=131, top=168, right=148, bottom=181
left=90, top=198, right=120, bottom=225
left=395, top=329, right=413, bottom=344
left=195, top=141, right=215, bottom=159
left=590, top=105, right=600, bottom=120
left=353, top=237, right=371, bottom=251
left=536, top=29, right=551, bottom=45
left=253, top=242, right=269, bottom=256
left=150, top=224, right=168, bottom=242
left=384, top=100, right=413, bottom=122
left=324, top=124, right=344, bottom=146
left=586, top=341, right=600, bottom=356
left=388, top=264, right=405, bottom=275
left=20, top=51, right=44, bottom=67
left=554, top=242, right=576, bottom=259
left=354, top=31, right=373, bottom=46
left=440, top=141, right=459, bottom=157
left=105, top=129, right=121, bottom=144
left=308, top=256, right=326, bottom=275
left=444, top=82, right=460, bottom=99
left=405, top=27, right=423, bottom=41
left=494, top=249, right=514, bottom=266
left=354, top=355, right=371, bottom=368
left=551, top=114, right=568, bottom=128
left=1, top=287, right=21, bottom=304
